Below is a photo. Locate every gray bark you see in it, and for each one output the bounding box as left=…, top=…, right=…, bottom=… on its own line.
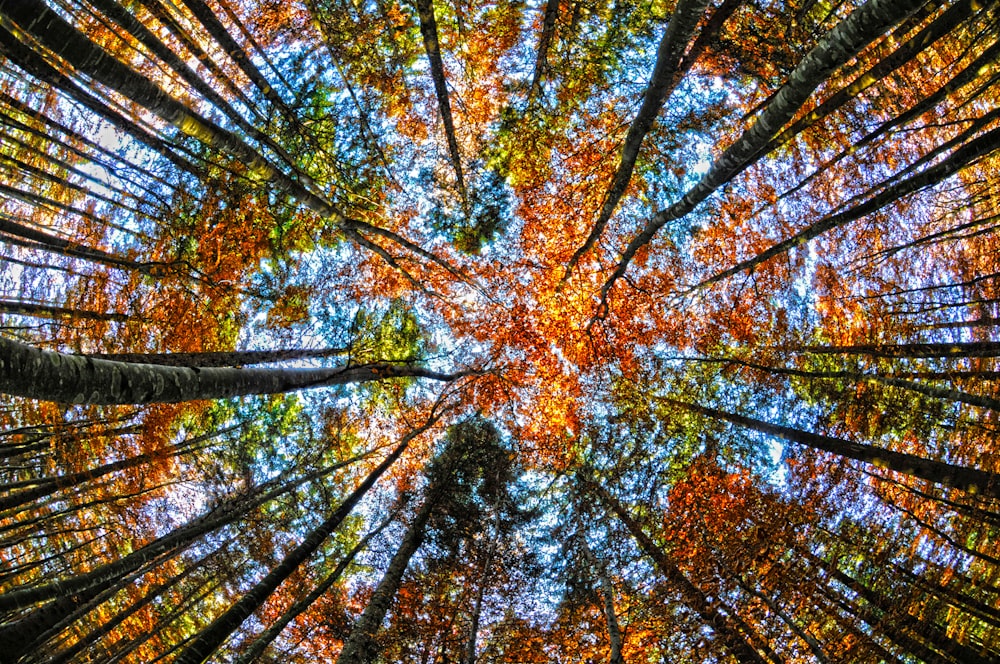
left=587, top=478, right=770, bottom=664
left=334, top=492, right=437, bottom=664
left=566, top=0, right=712, bottom=275
left=414, top=0, right=469, bottom=208
left=172, top=422, right=434, bottom=664
left=599, top=0, right=930, bottom=306
left=578, top=532, right=624, bottom=664
left=0, top=336, right=465, bottom=404
left=660, top=397, right=1000, bottom=498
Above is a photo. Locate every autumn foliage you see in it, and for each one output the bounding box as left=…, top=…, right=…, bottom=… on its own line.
left=1, top=0, right=1000, bottom=661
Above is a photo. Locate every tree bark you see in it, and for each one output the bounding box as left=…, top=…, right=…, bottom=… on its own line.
left=414, top=0, right=468, bottom=208
left=690, top=123, right=1000, bottom=291
left=0, top=336, right=465, bottom=404
left=577, top=532, right=624, bottom=664
left=660, top=397, right=1000, bottom=498
left=0, top=299, right=130, bottom=323
left=599, top=0, right=930, bottom=305
left=0, top=460, right=350, bottom=616
left=526, top=0, right=560, bottom=106
left=334, top=492, right=438, bottom=664
left=587, top=478, right=770, bottom=664
left=0, top=0, right=342, bottom=225
left=172, top=421, right=434, bottom=664
left=83, top=347, right=349, bottom=367
left=232, top=513, right=394, bottom=664
left=566, top=0, right=712, bottom=275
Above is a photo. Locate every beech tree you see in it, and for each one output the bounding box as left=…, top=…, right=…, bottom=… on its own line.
left=2, top=0, right=1000, bottom=662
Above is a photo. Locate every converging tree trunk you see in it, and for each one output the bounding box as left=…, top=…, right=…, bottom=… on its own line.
left=660, top=397, right=1000, bottom=498
left=172, top=420, right=436, bottom=664
left=0, top=336, right=466, bottom=404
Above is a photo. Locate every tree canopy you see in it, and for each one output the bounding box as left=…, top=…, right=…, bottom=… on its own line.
left=1, top=0, right=1000, bottom=661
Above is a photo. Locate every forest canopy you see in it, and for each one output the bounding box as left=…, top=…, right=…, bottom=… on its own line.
left=1, top=0, right=1000, bottom=661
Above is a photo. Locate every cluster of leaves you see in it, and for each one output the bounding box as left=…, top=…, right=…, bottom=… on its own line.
left=1, top=0, right=1000, bottom=662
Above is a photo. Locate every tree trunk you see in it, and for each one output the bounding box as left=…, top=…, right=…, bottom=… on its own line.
left=526, top=0, right=560, bottom=106
left=83, top=347, right=349, bottom=367
left=691, top=123, right=1000, bottom=291
left=0, top=336, right=464, bottom=404
left=798, top=339, right=1000, bottom=358
left=334, top=492, right=437, bottom=664
left=414, top=0, right=468, bottom=209
left=0, top=299, right=130, bottom=323
left=0, top=460, right=350, bottom=616
left=578, top=532, right=624, bottom=664
left=232, top=513, right=394, bottom=664
left=660, top=396, right=1000, bottom=498
left=171, top=421, right=434, bottom=664
left=567, top=0, right=712, bottom=274
left=587, top=478, right=770, bottom=664
left=0, top=0, right=343, bottom=225
left=600, top=0, right=930, bottom=304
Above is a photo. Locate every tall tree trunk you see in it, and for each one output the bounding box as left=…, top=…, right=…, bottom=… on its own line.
left=760, top=0, right=983, bottom=157
left=231, top=513, right=395, bottom=664
left=0, top=210, right=163, bottom=274
left=0, top=0, right=342, bottom=225
left=463, top=507, right=501, bottom=664
left=586, top=478, right=771, bottom=664
left=690, top=123, right=1000, bottom=291
left=805, top=549, right=994, bottom=664
left=172, top=420, right=435, bottom=664
left=0, top=22, right=205, bottom=181
left=83, top=347, right=349, bottom=367
left=334, top=491, right=438, bottom=664
left=414, top=0, right=468, bottom=209
left=798, top=339, right=1000, bottom=358
left=577, top=531, right=624, bottom=664
left=0, top=336, right=465, bottom=404
left=659, top=396, right=1000, bottom=498
left=600, top=0, right=930, bottom=305
left=526, top=0, right=560, bottom=106
left=0, top=460, right=352, bottom=616
left=0, top=299, right=131, bottom=323
left=566, top=0, right=712, bottom=275
left=336, top=421, right=473, bottom=664
left=0, top=439, right=201, bottom=513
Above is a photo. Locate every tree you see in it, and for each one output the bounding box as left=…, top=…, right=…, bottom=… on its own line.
left=2, top=0, right=1000, bottom=662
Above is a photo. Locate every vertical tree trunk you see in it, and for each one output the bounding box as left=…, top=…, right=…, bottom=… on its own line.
left=526, top=0, right=560, bottom=106
left=578, top=532, right=624, bottom=664
left=334, top=490, right=438, bottom=664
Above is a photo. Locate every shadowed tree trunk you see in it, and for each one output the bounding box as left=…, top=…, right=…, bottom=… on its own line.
left=566, top=0, right=712, bottom=275
left=172, top=420, right=437, bottom=664
left=231, top=513, right=395, bottom=664
left=577, top=529, right=624, bottom=664
left=526, top=0, right=560, bottom=106
left=414, top=0, right=469, bottom=209
left=586, top=477, right=772, bottom=664
left=659, top=397, right=1000, bottom=498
